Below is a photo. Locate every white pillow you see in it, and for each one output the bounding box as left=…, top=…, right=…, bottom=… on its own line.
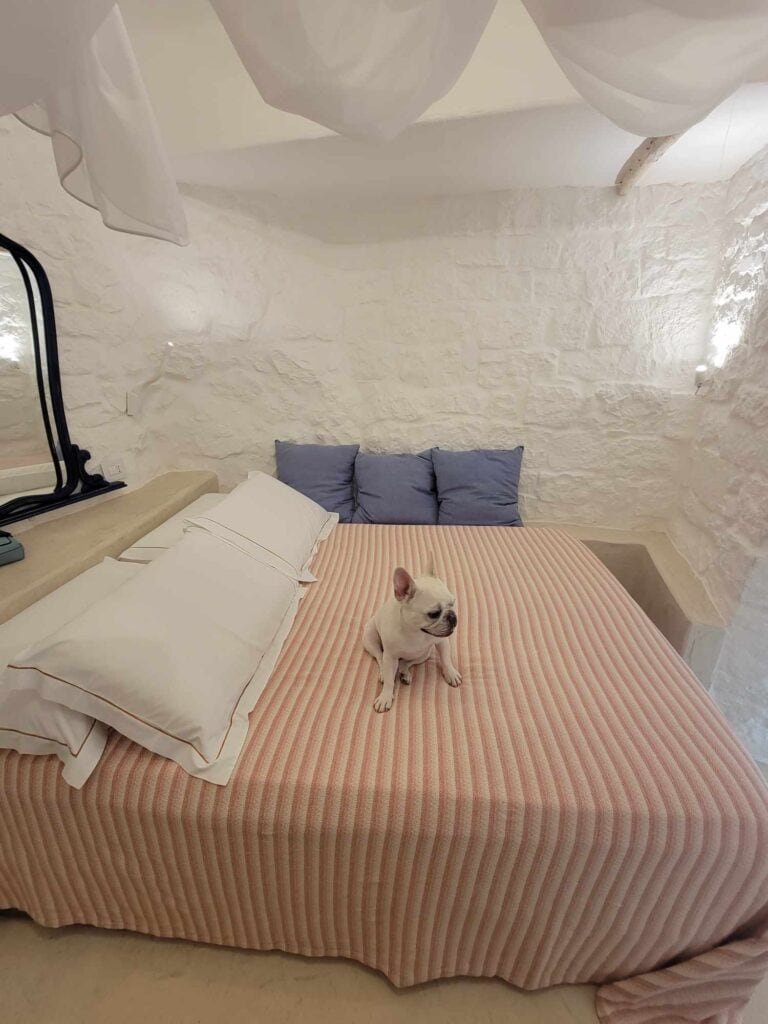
left=0, top=690, right=106, bottom=789
left=3, top=531, right=300, bottom=786
left=118, top=492, right=224, bottom=563
left=0, top=558, right=142, bottom=787
left=186, top=471, right=336, bottom=582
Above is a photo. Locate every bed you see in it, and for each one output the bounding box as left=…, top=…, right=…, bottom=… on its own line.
left=1, top=523, right=767, bottom=1024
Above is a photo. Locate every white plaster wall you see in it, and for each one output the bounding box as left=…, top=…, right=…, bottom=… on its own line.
left=671, top=144, right=768, bottom=762
left=0, top=119, right=726, bottom=531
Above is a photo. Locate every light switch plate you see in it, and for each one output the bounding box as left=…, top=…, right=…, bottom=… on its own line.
left=102, top=455, right=127, bottom=481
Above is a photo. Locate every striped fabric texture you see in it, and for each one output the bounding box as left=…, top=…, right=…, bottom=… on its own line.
left=1, top=525, right=767, bottom=1024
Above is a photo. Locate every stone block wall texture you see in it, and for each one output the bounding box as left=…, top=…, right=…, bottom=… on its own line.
left=0, top=118, right=725, bottom=536
left=672, top=144, right=768, bottom=761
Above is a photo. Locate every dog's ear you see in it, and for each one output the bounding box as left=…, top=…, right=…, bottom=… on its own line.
left=393, top=567, right=416, bottom=602
left=423, top=552, right=436, bottom=578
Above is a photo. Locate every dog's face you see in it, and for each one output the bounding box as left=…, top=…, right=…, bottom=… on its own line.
left=393, top=566, right=458, bottom=637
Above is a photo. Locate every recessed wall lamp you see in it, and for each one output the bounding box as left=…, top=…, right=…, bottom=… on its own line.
left=695, top=364, right=710, bottom=394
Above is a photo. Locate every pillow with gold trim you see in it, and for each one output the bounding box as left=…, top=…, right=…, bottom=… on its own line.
left=0, top=558, right=142, bottom=787
left=3, top=532, right=299, bottom=786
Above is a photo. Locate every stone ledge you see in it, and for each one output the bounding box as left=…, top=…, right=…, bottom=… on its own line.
left=531, top=521, right=725, bottom=689
left=0, top=471, right=219, bottom=623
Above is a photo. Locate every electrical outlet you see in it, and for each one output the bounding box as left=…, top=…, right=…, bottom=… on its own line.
left=102, top=455, right=127, bottom=481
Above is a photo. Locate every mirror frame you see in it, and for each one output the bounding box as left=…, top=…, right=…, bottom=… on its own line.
left=0, top=231, right=125, bottom=527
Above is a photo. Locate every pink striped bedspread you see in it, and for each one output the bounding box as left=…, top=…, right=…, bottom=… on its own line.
left=1, top=525, right=767, bottom=1023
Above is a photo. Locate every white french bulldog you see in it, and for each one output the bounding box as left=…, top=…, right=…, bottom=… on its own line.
left=363, top=555, right=462, bottom=713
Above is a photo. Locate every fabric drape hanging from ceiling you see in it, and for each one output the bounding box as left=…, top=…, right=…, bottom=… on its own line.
left=3, top=1, right=768, bottom=243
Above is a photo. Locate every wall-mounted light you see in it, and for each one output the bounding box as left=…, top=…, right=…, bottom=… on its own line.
left=710, top=319, right=743, bottom=368
left=695, top=364, right=709, bottom=394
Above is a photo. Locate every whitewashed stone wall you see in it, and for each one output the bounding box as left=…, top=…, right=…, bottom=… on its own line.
left=671, top=144, right=768, bottom=761
left=275, top=189, right=722, bottom=528
left=0, top=117, right=725, bottom=534
left=0, top=248, right=48, bottom=464
left=711, top=559, right=768, bottom=762
left=0, top=118, right=322, bottom=487
left=672, top=148, right=768, bottom=617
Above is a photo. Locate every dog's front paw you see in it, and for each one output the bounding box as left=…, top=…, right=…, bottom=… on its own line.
left=373, top=692, right=394, bottom=713
left=398, top=669, right=412, bottom=685
left=443, top=667, right=462, bottom=688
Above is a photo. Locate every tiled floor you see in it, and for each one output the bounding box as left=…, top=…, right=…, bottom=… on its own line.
left=2, top=915, right=767, bottom=1024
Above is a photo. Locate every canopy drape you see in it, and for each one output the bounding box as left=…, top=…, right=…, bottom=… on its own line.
left=1, top=1, right=187, bottom=243
left=523, top=0, right=768, bottom=137
left=210, top=0, right=496, bottom=141
left=3, top=0, right=768, bottom=243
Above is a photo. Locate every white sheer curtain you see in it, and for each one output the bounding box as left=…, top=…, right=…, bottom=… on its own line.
left=209, top=1, right=768, bottom=140
left=1, top=1, right=187, bottom=244
left=522, top=0, right=768, bottom=137
left=210, top=0, right=496, bottom=140
left=3, top=1, right=768, bottom=243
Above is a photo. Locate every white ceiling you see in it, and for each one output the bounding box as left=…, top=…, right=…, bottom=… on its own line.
left=173, top=86, right=768, bottom=198
left=122, top=0, right=768, bottom=197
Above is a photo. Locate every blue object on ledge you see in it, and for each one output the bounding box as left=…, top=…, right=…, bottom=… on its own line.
left=0, top=530, right=24, bottom=566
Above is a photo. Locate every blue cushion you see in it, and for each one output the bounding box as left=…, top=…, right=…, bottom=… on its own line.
left=432, top=447, right=524, bottom=526
left=352, top=450, right=438, bottom=525
left=275, top=441, right=359, bottom=522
